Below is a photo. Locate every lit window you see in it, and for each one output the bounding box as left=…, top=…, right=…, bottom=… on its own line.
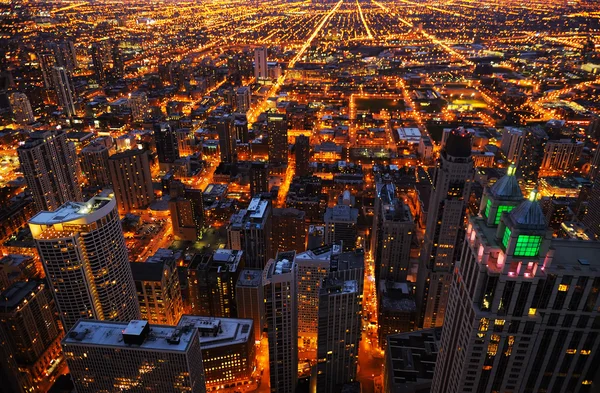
left=514, top=235, right=542, bottom=257
left=558, top=284, right=569, bottom=292
left=502, top=227, right=511, bottom=249
left=495, top=205, right=515, bottom=225
left=483, top=199, right=491, bottom=218
left=528, top=308, right=536, bottom=316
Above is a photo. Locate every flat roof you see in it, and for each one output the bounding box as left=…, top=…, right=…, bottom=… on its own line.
left=177, top=315, right=253, bottom=349
left=62, top=320, right=195, bottom=352
left=236, top=269, right=263, bottom=287
left=29, top=191, right=115, bottom=227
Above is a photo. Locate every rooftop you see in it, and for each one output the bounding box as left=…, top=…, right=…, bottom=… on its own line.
left=236, top=269, right=263, bottom=287
left=177, top=315, right=253, bottom=349
left=0, top=280, right=43, bottom=312
left=29, top=191, right=115, bottom=228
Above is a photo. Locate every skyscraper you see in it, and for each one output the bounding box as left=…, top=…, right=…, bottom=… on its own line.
left=316, top=278, right=362, bottom=393
left=49, top=41, right=77, bottom=73
left=236, top=86, right=251, bottom=113
left=264, top=252, right=298, bottom=393
left=216, top=114, right=237, bottom=163
left=541, top=138, right=584, bottom=172
left=51, top=66, right=76, bottom=117
left=28, top=191, right=140, bottom=331
left=271, top=207, right=306, bottom=254
left=227, top=196, right=273, bottom=269
left=266, top=112, right=288, bottom=166
left=80, top=142, right=111, bottom=188
left=236, top=268, right=265, bottom=342
left=582, top=177, right=600, bottom=238
left=431, top=180, right=600, bottom=393
left=9, top=92, right=34, bottom=124
left=17, top=129, right=82, bottom=211
left=417, top=128, right=474, bottom=328
left=63, top=319, right=206, bottom=393
left=254, top=46, right=268, bottom=80
left=324, top=203, right=359, bottom=252
left=129, top=90, right=149, bottom=122
left=249, top=161, right=269, bottom=196
left=295, top=134, right=311, bottom=177
left=37, top=51, right=56, bottom=89
left=108, top=149, right=154, bottom=213
left=500, top=127, right=524, bottom=165
left=518, top=126, right=549, bottom=188
left=372, top=183, right=414, bottom=283
left=91, top=41, right=111, bottom=85
left=154, top=122, right=180, bottom=170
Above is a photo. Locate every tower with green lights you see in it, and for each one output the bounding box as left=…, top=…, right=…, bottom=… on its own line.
left=431, top=169, right=600, bottom=393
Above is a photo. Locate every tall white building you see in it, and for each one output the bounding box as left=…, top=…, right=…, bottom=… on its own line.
left=17, top=130, right=82, bottom=212
left=372, top=183, right=414, bottom=282
left=9, top=92, right=34, bottom=124
left=432, top=170, right=600, bottom=393
left=63, top=319, right=206, bottom=393
left=52, top=66, right=76, bottom=117
left=254, top=46, right=268, bottom=81
left=29, top=191, right=140, bottom=331
left=263, top=252, right=298, bottom=393
left=316, top=278, right=362, bottom=393
left=417, top=129, right=474, bottom=328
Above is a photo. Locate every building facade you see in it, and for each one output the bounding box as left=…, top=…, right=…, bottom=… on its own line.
left=108, top=149, right=154, bottom=213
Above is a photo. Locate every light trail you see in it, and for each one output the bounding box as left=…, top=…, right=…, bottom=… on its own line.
left=356, top=0, right=374, bottom=39
left=370, top=0, right=412, bottom=27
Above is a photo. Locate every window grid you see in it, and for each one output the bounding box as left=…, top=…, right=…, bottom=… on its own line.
left=514, top=235, right=542, bottom=257
left=495, top=205, right=515, bottom=225
left=502, top=227, right=511, bottom=249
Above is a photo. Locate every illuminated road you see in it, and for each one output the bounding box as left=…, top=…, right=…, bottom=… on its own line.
left=356, top=0, right=374, bottom=39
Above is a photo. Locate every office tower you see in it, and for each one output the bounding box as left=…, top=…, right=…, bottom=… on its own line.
left=51, top=66, right=76, bottom=117
left=236, top=86, right=251, bottom=113
left=184, top=186, right=205, bottom=229
left=236, top=269, right=265, bottom=342
left=112, top=40, right=124, bottom=79
left=216, top=113, right=237, bottom=163
left=227, top=196, right=273, bottom=269
left=90, top=41, right=111, bottom=85
left=129, top=90, right=149, bottom=122
left=130, top=249, right=184, bottom=325
left=267, top=112, right=288, bottom=166
left=0, top=254, right=39, bottom=291
left=518, top=126, right=549, bottom=187
left=431, top=185, right=600, bottom=393
left=264, top=252, right=298, bottom=393
left=372, top=183, right=414, bottom=282
left=176, top=128, right=194, bottom=156
left=378, top=281, right=416, bottom=347
left=272, top=208, right=307, bottom=254
left=384, top=329, right=441, bottom=393
left=37, top=51, right=56, bottom=89
left=17, top=130, right=82, bottom=211
left=500, top=127, right=524, bottom=164
left=234, top=112, right=250, bottom=143
left=154, top=122, right=180, bottom=170
left=582, top=177, right=600, bottom=238
left=0, top=324, right=26, bottom=393
left=417, top=128, right=474, bottom=329
left=541, top=139, right=584, bottom=172
left=80, top=142, right=111, bottom=188
left=63, top=319, right=206, bottom=393
left=50, top=41, right=77, bottom=72
left=286, top=176, right=328, bottom=222
left=0, top=280, right=63, bottom=391
left=187, top=249, right=243, bottom=318
left=589, top=147, right=600, bottom=182
left=178, top=316, right=256, bottom=388
left=324, top=204, right=359, bottom=252
left=9, top=92, right=34, bottom=124
left=169, top=182, right=201, bottom=241
left=108, top=149, right=154, bottom=213
left=316, top=278, right=362, bottom=393
left=29, top=191, right=140, bottom=331
left=249, top=161, right=269, bottom=196
left=295, top=134, right=311, bottom=177
left=254, top=46, right=268, bottom=80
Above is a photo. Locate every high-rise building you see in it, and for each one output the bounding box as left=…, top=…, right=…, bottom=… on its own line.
left=236, top=86, right=251, bottom=113
left=108, top=149, right=154, bottom=213
left=266, top=112, right=288, bottom=166
left=272, top=207, right=306, bottom=254
left=589, top=147, right=600, bottom=182
left=500, top=127, right=524, bottom=165
left=264, top=252, right=298, bottom=393
left=216, top=114, right=237, bottom=163
left=372, top=183, right=414, bottom=282
left=324, top=204, right=359, bottom=252
left=518, top=126, right=549, bottom=187
left=249, top=161, right=269, bottom=196
left=582, top=177, right=600, bottom=238
left=431, top=182, right=600, bottom=393
left=236, top=268, right=265, bottom=342
left=154, top=122, right=180, bottom=170
left=91, top=41, right=111, bottom=85
left=316, top=277, right=362, bottom=393
left=169, top=182, right=201, bottom=241
left=295, top=134, right=311, bottom=177
left=187, top=249, right=243, bottom=318
left=130, top=249, right=184, bottom=325
left=541, top=139, right=584, bottom=172
left=129, top=90, right=149, bottom=122
left=9, top=92, right=34, bottom=124
left=49, top=41, right=77, bottom=72
left=378, top=281, right=416, bottom=347
left=0, top=280, right=63, bottom=392
left=51, top=66, right=76, bottom=117
left=178, top=316, right=256, bottom=388
left=80, top=142, right=111, bottom=188
left=17, top=129, right=82, bottom=211
left=37, top=51, right=56, bottom=89
left=227, top=196, right=273, bottom=269
left=63, top=319, right=206, bottom=393
left=28, top=191, right=140, bottom=331
left=176, top=128, right=194, bottom=156
left=417, top=128, right=474, bottom=329
left=112, top=40, right=124, bottom=80
left=254, top=46, right=268, bottom=81
left=0, top=254, right=39, bottom=292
